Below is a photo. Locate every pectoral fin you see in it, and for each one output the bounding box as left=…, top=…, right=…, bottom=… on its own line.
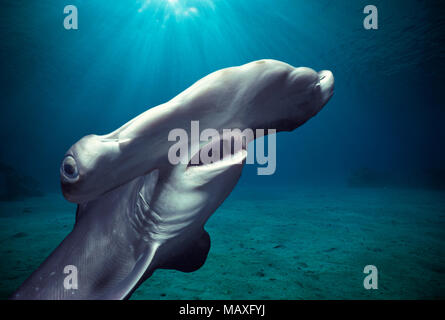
left=160, top=229, right=211, bottom=273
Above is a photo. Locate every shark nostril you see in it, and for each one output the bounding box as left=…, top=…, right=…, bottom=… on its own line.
left=318, top=71, right=334, bottom=90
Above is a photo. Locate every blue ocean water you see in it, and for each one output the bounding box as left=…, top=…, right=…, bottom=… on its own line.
left=0, top=0, right=444, bottom=299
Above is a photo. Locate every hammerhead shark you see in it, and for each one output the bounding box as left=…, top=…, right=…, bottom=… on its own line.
left=11, top=60, right=334, bottom=299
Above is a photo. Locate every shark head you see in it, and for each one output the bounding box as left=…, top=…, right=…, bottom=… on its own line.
left=60, top=60, right=334, bottom=204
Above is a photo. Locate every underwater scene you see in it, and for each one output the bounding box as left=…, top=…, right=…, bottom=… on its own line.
left=0, top=0, right=444, bottom=299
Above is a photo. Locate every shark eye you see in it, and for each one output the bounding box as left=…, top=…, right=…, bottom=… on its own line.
left=61, top=155, right=79, bottom=182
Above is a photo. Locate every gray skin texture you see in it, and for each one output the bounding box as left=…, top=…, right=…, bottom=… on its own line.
left=11, top=60, right=334, bottom=300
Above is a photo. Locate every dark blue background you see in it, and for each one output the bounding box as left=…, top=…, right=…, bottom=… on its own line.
left=1, top=0, right=444, bottom=191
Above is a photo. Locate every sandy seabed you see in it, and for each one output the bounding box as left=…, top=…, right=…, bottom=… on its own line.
left=1, top=186, right=444, bottom=299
